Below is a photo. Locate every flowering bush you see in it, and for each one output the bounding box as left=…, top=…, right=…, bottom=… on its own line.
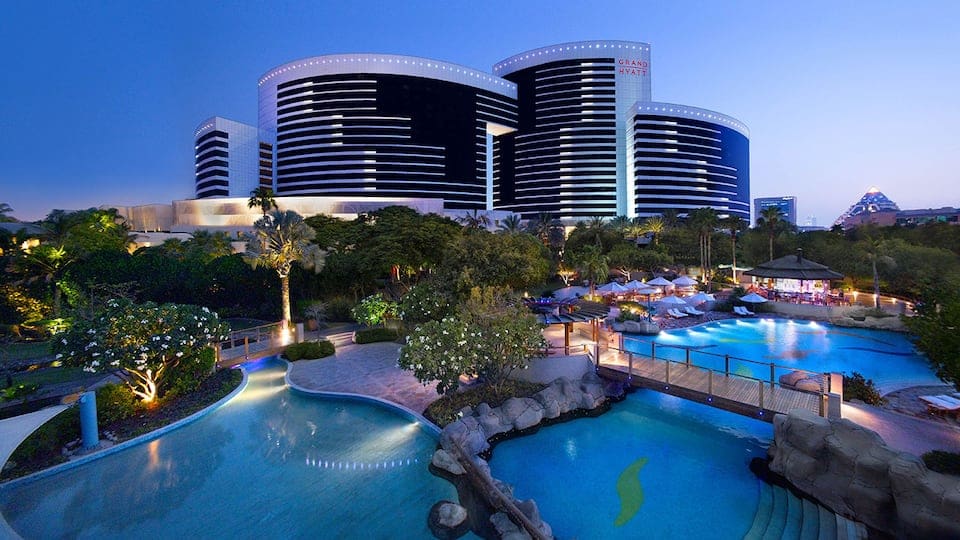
left=398, top=281, right=452, bottom=324
left=351, top=294, right=398, bottom=327
left=398, top=287, right=545, bottom=396
left=54, top=299, right=229, bottom=404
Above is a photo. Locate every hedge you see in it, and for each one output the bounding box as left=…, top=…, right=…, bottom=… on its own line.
left=284, top=340, right=336, bottom=361
left=354, top=327, right=400, bottom=344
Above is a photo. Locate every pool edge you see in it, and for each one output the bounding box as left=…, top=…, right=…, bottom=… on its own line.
left=0, top=367, right=250, bottom=492
left=282, top=360, right=442, bottom=437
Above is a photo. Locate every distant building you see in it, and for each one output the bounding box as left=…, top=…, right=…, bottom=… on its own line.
left=895, top=207, right=959, bottom=226
left=754, top=196, right=797, bottom=226
left=194, top=117, right=273, bottom=199
left=834, top=187, right=899, bottom=229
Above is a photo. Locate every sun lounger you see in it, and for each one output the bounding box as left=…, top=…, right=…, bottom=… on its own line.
left=684, top=306, right=704, bottom=316
left=919, top=395, right=960, bottom=414
left=668, top=309, right=688, bottom=318
left=734, top=306, right=756, bottom=316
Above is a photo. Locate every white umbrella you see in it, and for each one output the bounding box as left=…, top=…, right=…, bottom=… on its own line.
left=646, top=277, right=674, bottom=287
left=596, top=282, right=629, bottom=294
left=624, top=279, right=645, bottom=290
left=686, top=292, right=716, bottom=305
left=671, top=276, right=698, bottom=287
left=658, top=295, right=689, bottom=306
left=739, top=292, right=769, bottom=304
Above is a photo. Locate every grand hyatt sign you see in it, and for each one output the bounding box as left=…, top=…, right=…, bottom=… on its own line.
left=617, top=58, right=649, bottom=76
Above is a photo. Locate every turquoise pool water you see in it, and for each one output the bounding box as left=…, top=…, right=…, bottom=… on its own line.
left=625, top=318, right=939, bottom=393
left=0, top=358, right=457, bottom=539
left=489, top=390, right=773, bottom=539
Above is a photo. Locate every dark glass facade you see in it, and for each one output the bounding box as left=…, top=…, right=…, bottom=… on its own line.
left=495, top=58, right=619, bottom=219
left=629, top=107, right=750, bottom=220
left=195, top=130, right=229, bottom=198
left=269, top=72, right=516, bottom=209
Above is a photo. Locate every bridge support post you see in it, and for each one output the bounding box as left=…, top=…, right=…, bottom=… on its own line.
left=628, top=353, right=633, bottom=381
left=769, top=362, right=775, bottom=387
left=244, top=336, right=249, bottom=357
left=685, top=348, right=690, bottom=366
left=651, top=342, right=656, bottom=362
left=724, top=355, right=729, bottom=377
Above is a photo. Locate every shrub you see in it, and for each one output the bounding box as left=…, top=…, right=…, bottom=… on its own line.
left=96, top=383, right=139, bottom=424
left=1, top=383, right=39, bottom=402
left=326, top=296, right=355, bottom=322
left=843, top=371, right=885, bottom=405
left=284, top=340, right=335, bottom=361
left=354, top=327, right=400, bottom=344
left=424, top=380, right=547, bottom=427
left=921, top=450, right=960, bottom=476
left=164, top=347, right=217, bottom=398
left=351, top=294, right=398, bottom=327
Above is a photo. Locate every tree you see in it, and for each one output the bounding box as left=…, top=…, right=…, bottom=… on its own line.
left=557, top=264, right=577, bottom=286
left=0, top=203, right=14, bottom=222
left=858, top=237, right=895, bottom=308
left=244, top=210, right=326, bottom=326
left=398, top=287, right=545, bottom=396
left=688, top=208, right=718, bottom=286
left=757, top=206, right=785, bottom=261
left=351, top=294, right=398, bottom=326
left=721, top=215, right=747, bottom=283
left=55, top=299, right=229, bottom=404
left=438, top=231, right=550, bottom=297
left=608, top=215, right=632, bottom=239
left=457, top=209, right=491, bottom=230
left=903, top=281, right=960, bottom=390
left=497, top=214, right=523, bottom=234
left=248, top=187, right=278, bottom=217
left=606, top=242, right=644, bottom=280
left=640, top=216, right=666, bottom=246
left=11, top=244, right=72, bottom=316
left=574, top=244, right=609, bottom=294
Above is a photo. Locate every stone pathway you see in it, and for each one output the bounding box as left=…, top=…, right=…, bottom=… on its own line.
left=286, top=341, right=441, bottom=416
left=841, top=402, right=960, bottom=456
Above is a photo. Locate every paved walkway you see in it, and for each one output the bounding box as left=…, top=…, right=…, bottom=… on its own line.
left=286, top=341, right=441, bottom=416
left=841, top=402, right=960, bottom=456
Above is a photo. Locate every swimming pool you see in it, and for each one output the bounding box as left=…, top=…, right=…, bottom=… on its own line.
left=0, top=358, right=458, bottom=539
left=489, top=389, right=773, bottom=539
left=624, top=319, right=939, bottom=393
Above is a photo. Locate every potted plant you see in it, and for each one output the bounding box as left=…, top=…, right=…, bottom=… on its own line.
left=303, top=301, right=328, bottom=331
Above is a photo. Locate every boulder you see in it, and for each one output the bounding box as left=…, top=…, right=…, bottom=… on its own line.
left=440, top=416, right=489, bottom=456
left=431, top=449, right=465, bottom=476
left=532, top=385, right=563, bottom=419
left=499, top=397, right=544, bottom=431
left=769, top=409, right=960, bottom=539
left=778, top=370, right=807, bottom=387
left=490, top=513, right=530, bottom=540
left=428, top=501, right=469, bottom=539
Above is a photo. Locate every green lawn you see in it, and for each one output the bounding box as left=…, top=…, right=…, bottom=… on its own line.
left=0, top=341, right=52, bottom=365
left=12, top=366, right=89, bottom=387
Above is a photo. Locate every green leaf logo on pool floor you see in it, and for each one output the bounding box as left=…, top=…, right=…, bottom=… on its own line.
left=614, top=456, right=648, bottom=527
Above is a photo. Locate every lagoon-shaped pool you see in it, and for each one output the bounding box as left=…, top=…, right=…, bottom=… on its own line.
left=0, top=358, right=457, bottom=539
left=489, top=389, right=773, bottom=539
left=625, top=318, right=939, bottom=393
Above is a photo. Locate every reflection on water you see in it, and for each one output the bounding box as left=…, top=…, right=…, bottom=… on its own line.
left=0, top=357, right=456, bottom=539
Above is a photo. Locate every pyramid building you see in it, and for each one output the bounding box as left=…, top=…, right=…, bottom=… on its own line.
left=833, top=187, right=899, bottom=228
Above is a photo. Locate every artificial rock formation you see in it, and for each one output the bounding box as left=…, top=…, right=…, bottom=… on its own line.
left=431, top=372, right=609, bottom=539
left=768, top=409, right=960, bottom=539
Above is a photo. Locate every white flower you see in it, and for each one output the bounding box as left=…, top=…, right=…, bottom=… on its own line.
left=175, top=351, right=184, bottom=357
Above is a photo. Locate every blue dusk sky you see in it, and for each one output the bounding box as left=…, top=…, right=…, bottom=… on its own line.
left=2, top=1, right=958, bottom=225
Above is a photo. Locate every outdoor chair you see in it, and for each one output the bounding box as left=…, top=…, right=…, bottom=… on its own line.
left=735, top=306, right=756, bottom=317
left=684, top=306, right=704, bottom=316
left=669, top=309, right=688, bottom=318
left=919, top=395, right=960, bottom=415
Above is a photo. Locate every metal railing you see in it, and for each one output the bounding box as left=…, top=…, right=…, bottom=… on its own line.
left=215, top=321, right=290, bottom=364
left=599, top=336, right=832, bottom=416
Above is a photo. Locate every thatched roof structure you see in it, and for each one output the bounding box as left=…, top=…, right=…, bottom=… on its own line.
left=743, top=249, right=843, bottom=281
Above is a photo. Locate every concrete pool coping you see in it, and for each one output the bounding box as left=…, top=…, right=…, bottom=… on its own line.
left=282, top=359, right=442, bottom=437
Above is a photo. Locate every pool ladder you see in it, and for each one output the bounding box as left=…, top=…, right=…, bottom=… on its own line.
left=744, top=483, right=867, bottom=540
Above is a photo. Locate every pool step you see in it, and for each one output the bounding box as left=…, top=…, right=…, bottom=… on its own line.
left=744, top=484, right=868, bottom=540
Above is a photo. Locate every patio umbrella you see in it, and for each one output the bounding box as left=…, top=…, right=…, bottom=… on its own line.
left=596, top=282, right=629, bottom=295
left=739, top=292, right=769, bottom=304
left=686, top=292, right=716, bottom=305
left=671, top=276, right=698, bottom=287
left=646, top=277, right=674, bottom=288
left=624, top=279, right=645, bottom=290
left=658, top=295, right=689, bottom=307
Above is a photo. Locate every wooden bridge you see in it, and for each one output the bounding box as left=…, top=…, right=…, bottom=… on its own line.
left=552, top=326, right=837, bottom=422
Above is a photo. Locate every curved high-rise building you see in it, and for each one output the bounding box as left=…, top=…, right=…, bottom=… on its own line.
left=256, top=54, right=518, bottom=209
left=627, top=103, right=750, bottom=220
left=492, top=41, right=651, bottom=220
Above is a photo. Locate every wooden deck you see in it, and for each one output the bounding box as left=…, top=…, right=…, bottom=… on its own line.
left=598, top=350, right=823, bottom=422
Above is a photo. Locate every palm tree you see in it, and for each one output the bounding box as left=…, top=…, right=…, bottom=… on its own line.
left=497, top=214, right=523, bottom=234
left=527, top=212, right=553, bottom=245
left=688, top=208, right=718, bottom=287
left=575, top=245, right=609, bottom=295
left=860, top=237, right=895, bottom=309
left=248, top=187, right=278, bottom=217
left=641, top=216, right=666, bottom=246
left=11, top=244, right=72, bottom=316
left=457, top=209, right=491, bottom=230
left=609, top=215, right=631, bottom=239
left=721, top=215, right=746, bottom=283
left=587, top=215, right=606, bottom=246
left=756, top=206, right=785, bottom=261
left=244, top=210, right=326, bottom=326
